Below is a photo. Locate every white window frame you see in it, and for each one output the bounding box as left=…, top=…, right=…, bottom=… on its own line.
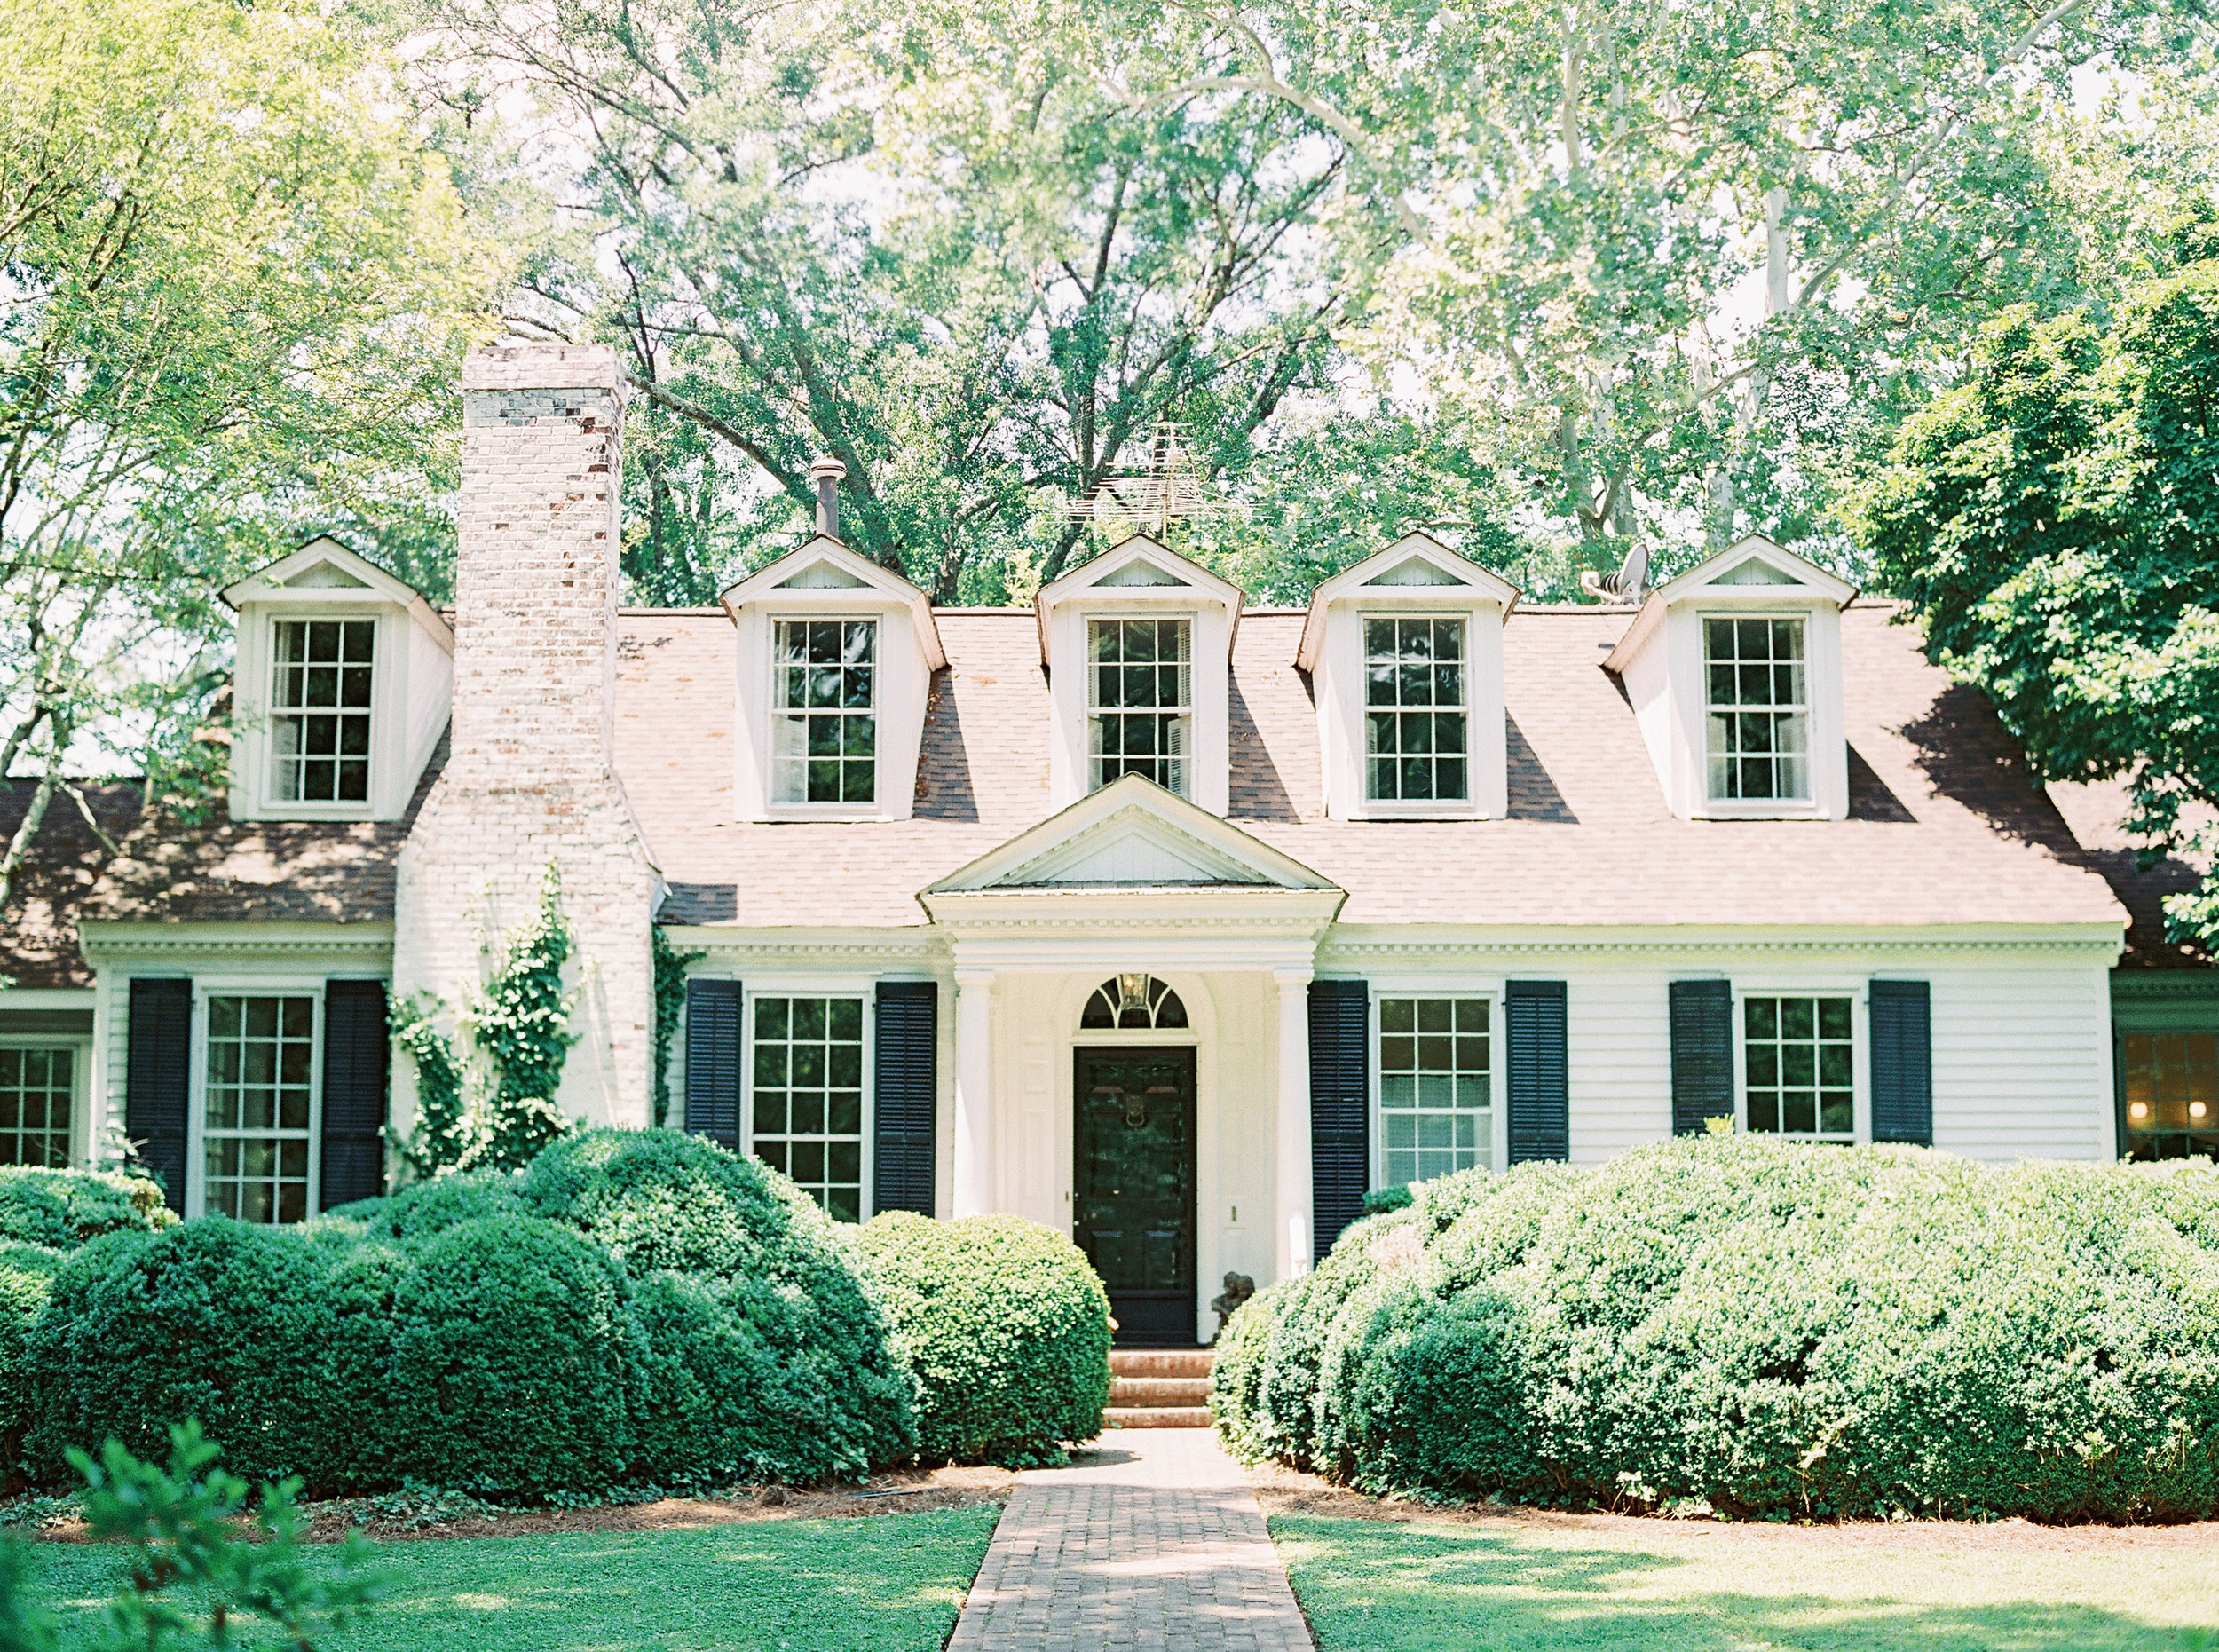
left=740, top=980, right=876, bottom=1221
left=265, top=614, right=379, bottom=812
left=1702, top=612, right=1813, bottom=810
left=1359, top=612, right=1473, bottom=811
left=0, top=1034, right=91, bottom=1170
left=1086, top=614, right=1194, bottom=798
left=186, top=978, right=325, bottom=1223
left=769, top=616, right=880, bottom=813
left=1368, top=985, right=1506, bottom=1189
left=1732, top=983, right=1869, bottom=1145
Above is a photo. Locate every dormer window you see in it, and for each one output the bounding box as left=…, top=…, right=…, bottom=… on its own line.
left=1036, top=537, right=1240, bottom=815
left=1704, top=617, right=1808, bottom=803
left=774, top=618, right=877, bottom=805
left=1089, top=619, right=1190, bottom=795
left=722, top=537, right=943, bottom=824
left=1604, top=535, right=1854, bottom=820
left=1298, top=534, right=1518, bottom=821
left=1365, top=617, right=1467, bottom=803
left=272, top=620, right=375, bottom=803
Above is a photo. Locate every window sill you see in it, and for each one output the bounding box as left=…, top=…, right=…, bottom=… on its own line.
left=1342, top=802, right=1491, bottom=822
left=764, top=805, right=892, bottom=823
left=1692, top=802, right=1828, bottom=822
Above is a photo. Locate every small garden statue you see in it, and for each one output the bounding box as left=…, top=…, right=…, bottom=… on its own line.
left=1209, top=1272, right=1255, bottom=1343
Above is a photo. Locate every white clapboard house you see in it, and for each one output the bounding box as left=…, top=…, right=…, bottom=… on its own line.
left=1, top=343, right=2209, bottom=1345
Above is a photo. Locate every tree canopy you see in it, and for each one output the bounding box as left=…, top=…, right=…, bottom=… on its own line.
left=0, top=0, right=501, bottom=890
left=1854, top=225, right=2219, bottom=945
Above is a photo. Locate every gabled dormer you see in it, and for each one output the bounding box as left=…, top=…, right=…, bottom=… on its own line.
left=723, top=535, right=945, bottom=823
left=1036, top=535, right=1244, bottom=816
left=1296, top=532, right=1520, bottom=820
left=1603, top=534, right=1859, bottom=820
left=221, top=537, right=454, bottom=822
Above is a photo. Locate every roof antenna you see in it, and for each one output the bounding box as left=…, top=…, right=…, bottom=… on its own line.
left=1581, top=540, right=1647, bottom=605
left=808, top=456, right=846, bottom=541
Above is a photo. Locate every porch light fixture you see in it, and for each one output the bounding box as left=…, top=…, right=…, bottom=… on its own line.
left=1117, top=972, right=1150, bottom=1014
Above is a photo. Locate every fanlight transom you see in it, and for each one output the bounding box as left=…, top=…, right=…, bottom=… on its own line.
left=1080, top=975, right=1189, bottom=1031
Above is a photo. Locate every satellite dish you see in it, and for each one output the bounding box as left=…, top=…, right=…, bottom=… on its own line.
left=1580, top=541, right=1647, bottom=605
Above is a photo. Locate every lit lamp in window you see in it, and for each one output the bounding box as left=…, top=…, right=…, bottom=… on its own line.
left=1117, top=972, right=1150, bottom=1015
left=2129, top=1103, right=2151, bottom=1121
left=2193, top=1103, right=2209, bottom=1121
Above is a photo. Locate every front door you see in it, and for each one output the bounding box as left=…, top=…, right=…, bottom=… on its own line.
left=1074, top=1047, right=1197, bottom=1347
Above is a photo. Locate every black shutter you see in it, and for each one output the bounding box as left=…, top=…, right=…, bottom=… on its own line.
left=1869, top=979, right=1933, bottom=1146
left=1309, top=978, right=1369, bottom=1259
left=1670, top=978, right=1734, bottom=1135
left=1505, top=979, right=1569, bottom=1163
left=873, top=980, right=937, bottom=1216
left=126, top=977, right=193, bottom=1213
left=319, top=979, right=389, bottom=1209
left=685, top=978, right=742, bottom=1150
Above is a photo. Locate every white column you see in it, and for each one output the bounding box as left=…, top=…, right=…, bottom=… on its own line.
left=952, top=969, right=993, bottom=1218
left=1275, top=968, right=1314, bottom=1281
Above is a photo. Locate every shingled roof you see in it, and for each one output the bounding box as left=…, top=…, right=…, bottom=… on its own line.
left=614, top=602, right=2141, bottom=938
left=0, top=781, right=146, bottom=987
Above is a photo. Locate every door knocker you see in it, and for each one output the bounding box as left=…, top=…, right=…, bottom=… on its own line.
left=1125, top=1091, right=1149, bottom=1128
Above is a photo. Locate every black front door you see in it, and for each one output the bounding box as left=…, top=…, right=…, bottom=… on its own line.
left=1074, top=1047, right=1197, bottom=1347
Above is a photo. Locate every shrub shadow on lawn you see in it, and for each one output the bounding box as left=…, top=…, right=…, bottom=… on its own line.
left=1270, top=1519, right=2212, bottom=1652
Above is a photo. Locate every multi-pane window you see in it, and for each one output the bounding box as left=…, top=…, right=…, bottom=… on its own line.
left=1088, top=619, right=1190, bottom=795
left=773, top=620, right=876, bottom=805
left=2121, top=1032, right=2219, bottom=1160
left=1744, top=996, right=1853, bottom=1141
left=751, top=996, right=865, bottom=1221
left=203, top=995, right=315, bottom=1223
left=1365, top=618, right=1467, bottom=802
left=272, top=620, right=374, bottom=803
left=1705, top=617, right=1809, bottom=802
left=1378, top=997, right=1491, bottom=1188
left=0, top=1047, right=74, bottom=1167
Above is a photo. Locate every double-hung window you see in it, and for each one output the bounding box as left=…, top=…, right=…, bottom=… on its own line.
left=1705, top=617, right=1809, bottom=803
left=1377, top=996, right=1492, bottom=1187
left=1365, top=617, right=1467, bottom=802
left=1742, top=995, right=1853, bottom=1142
left=272, top=620, right=374, bottom=803
left=2120, top=1032, right=2219, bottom=1160
left=0, top=1047, right=75, bottom=1167
left=750, top=994, right=867, bottom=1221
left=1088, top=619, right=1190, bottom=795
left=202, top=994, right=317, bottom=1223
left=774, top=620, right=877, bottom=805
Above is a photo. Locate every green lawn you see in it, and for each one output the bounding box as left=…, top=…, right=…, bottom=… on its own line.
left=27, top=1507, right=999, bottom=1652
left=1272, top=1514, right=2219, bottom=1652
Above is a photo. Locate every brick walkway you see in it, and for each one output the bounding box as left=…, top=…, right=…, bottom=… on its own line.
left=947, top=1427, right=1312, bottom=1651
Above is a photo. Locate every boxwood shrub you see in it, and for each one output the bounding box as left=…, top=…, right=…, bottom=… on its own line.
left=22, top=1220, right=329, bottom=1484
left=327, top=1168, right=531, bottom=1244
left=0, top=1167, right=171, bottom=1250
left=0, top=1243, right=62, bottom=1483
left=1217, top=1137, right=2219, bottom=1522
left=854, top=1212, right=1110, bottom=1466
left=525, top=1128, right=917, bottom=1474
left=383, top=1215, right=632, bottom=1497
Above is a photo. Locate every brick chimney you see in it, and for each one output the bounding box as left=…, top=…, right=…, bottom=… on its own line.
left=393, top=342, right=659, bottom=1133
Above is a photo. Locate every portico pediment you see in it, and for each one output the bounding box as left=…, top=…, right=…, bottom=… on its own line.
left=924, top=774, right=1336, bottom=894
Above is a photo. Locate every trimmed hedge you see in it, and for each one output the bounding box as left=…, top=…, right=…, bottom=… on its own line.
left=855, top=1213, right=1110, bottom=1466
left=0, top=1244, right=62, bottom=1482
left=523, top=1129, right=917, bottom=1474
left=384, top=1216, right=633, bottom=1497
left=18, top=1130, right=923, bottom=1496
left=1213, top=1138, right=2219, bottom=1522
left=0, top=1167, right=171, bottom=1250
left=23, top=1221, right=328, bottom=1484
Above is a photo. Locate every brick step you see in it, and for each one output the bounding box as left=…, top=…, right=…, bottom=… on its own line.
left=1102, top=1405, right=1214, bottom=1429
left=1110, top=1376, right=1212, bottom=1406
left=1107, top=1350, right=1216, bottom=1380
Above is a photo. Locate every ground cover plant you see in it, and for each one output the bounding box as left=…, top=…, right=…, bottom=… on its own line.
left=856, top=1212, right=1112, bottom=1466
left=1215, top=1136, right=2219, bottom=1522
left=20, top=1507, right=999, bottom=1652
left=1268, top=1512, right=2219, bottom=1651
